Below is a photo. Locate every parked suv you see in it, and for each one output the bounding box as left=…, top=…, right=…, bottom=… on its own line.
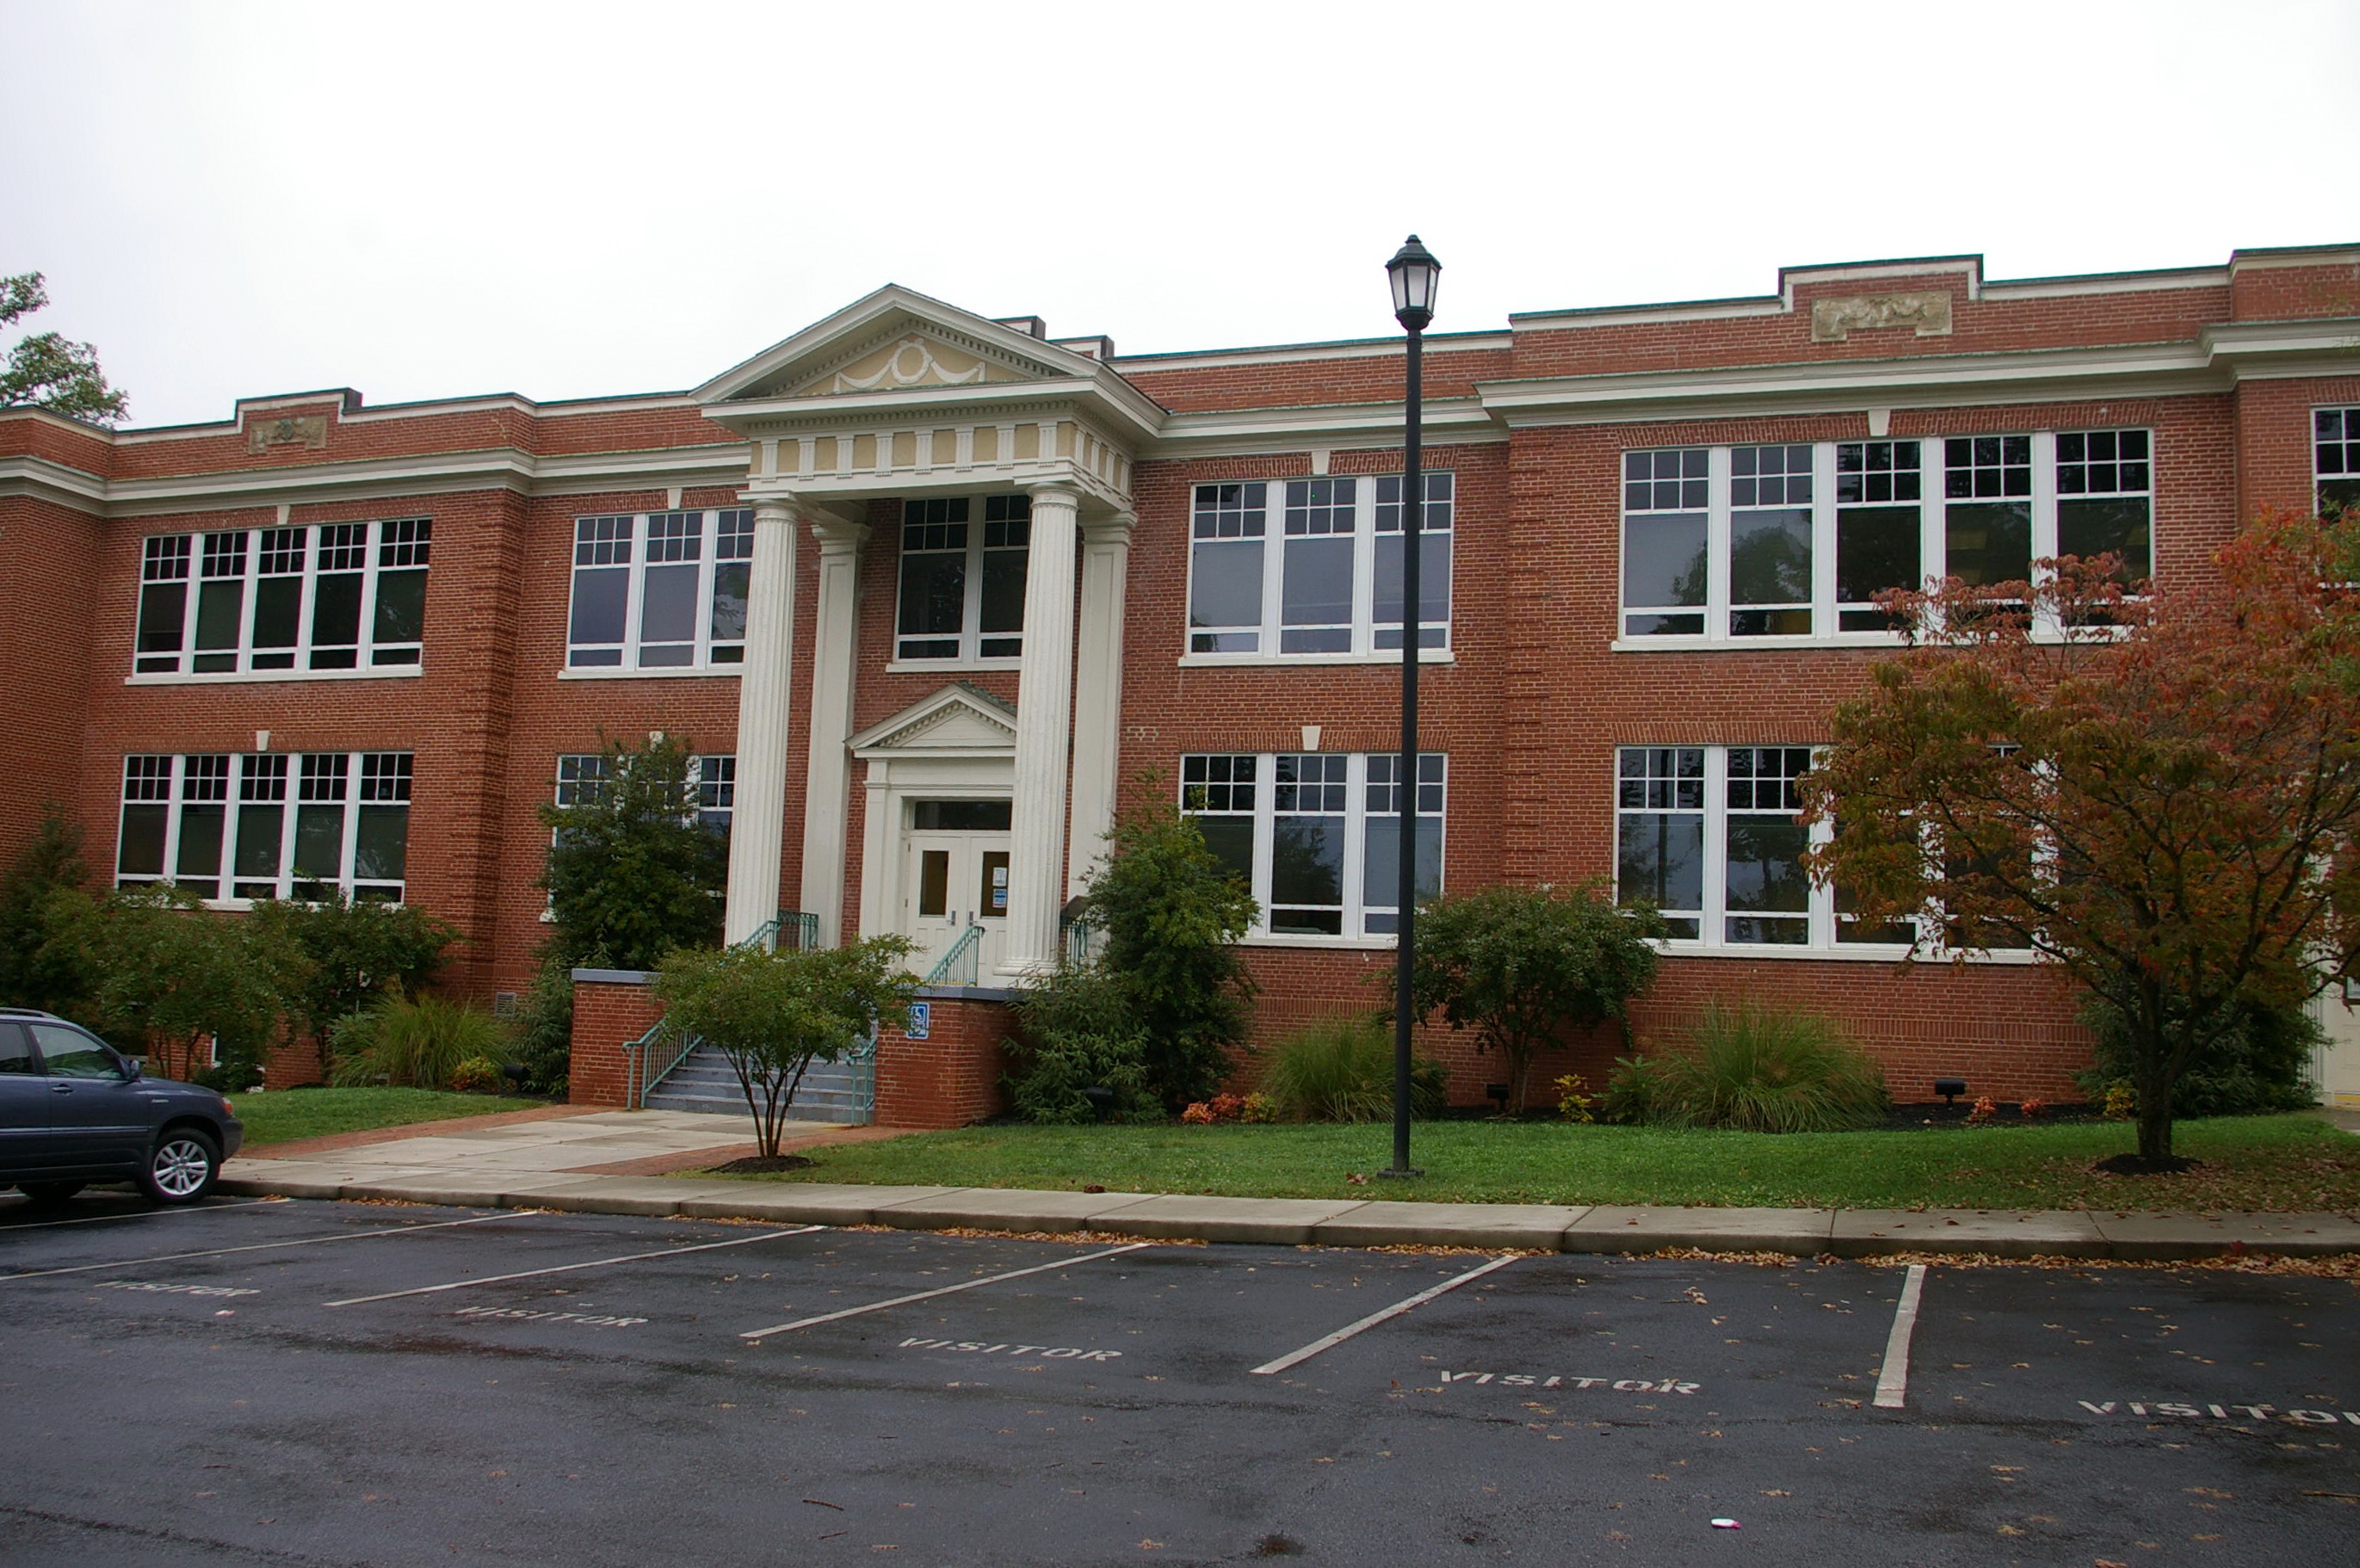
left=0, top=1009, right=243, bottom=1205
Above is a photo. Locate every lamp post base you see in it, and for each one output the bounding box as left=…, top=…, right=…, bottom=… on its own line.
left=1373, top=1166, right=1425, bottom=1180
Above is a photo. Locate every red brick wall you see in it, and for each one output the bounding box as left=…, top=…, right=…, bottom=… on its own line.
left=0, top=495, right=102, bottom=860
left=569, top=974, right=661, bottom=1108
left=875, top=995, right=1016, bottom=1128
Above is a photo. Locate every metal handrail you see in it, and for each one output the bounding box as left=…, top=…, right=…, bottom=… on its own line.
left=922, top=924, right=984, bottom=986
left=1062, top=917, right=1097, bottom=966
left=739, top=910, right=820, bottom=953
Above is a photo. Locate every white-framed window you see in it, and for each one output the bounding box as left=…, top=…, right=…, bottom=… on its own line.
left=2315, top=407, right=2360, bottom=516
left=553, top=753, right=734, bottom=840
left=117, top=750, right=412, bottom=904
left=1179, top=750, right=1444, bottom=939
left=566, top=509, right=752, bottom=670
left=1618, top=430, right=2153, bottom=645
left=1616, top=744, right=1900, bottom=952
left=894, top=496, right=1029, bottom=663
left=1185, top=473, right=1453, bottom=659
left=135, top=518, right=429, bottom=676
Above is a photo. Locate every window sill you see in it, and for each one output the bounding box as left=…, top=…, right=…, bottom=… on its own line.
left=1609, top=633, right=1906, bottom=654
left=886, top=657, right=1022, bottom=676
left=1653, top=939, right=2041, bottom=966
left=1177, top=650, right=1456, bottom=670
left=558, top=665, right=744, bottom=681
left=125, top=666, right=426, bottom=687
left=1241, top=932, right=1402, bottom=951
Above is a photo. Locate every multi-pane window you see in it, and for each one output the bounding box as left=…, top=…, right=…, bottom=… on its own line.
left=894, top=496, right=1029, bottom=662
left=566, top=509, right=753, bottom=670
left=134, top=519, right=429, bottom=675
left=1618, top=430, right=2155, bottom=644
left=1187, top=473, right=1454, bottom=657
left=117, top=751, right=412, bottom=903
left=1180, top=751, right=1444, bottom=938
left=553, top=754, right=735, bottom=840
left=2314, top=408, right=2360, bottom=517
left=1617, top=744, right=1899, bottom=952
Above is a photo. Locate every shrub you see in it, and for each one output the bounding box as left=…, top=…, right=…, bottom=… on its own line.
left=0, top=805, right=91, bottom=1016
left=1005, top=964, right=1159, bottom=1125
left=2075, top=994, right=2321, bottom=1117
left=1605, top=1003, right=1888, bottom=1133
left=330, top=995, right=510, bottom=1089
left=508, top=957, right=576, bottom=1097
left=248, top=892, right=458, bottom=1039
left=1261, top=1016, right=1447, bottom=1124
left=1966, top=1095, right=1998, bottom=1126
left=448, top=1056, right=504, bottom=1094
left=541, top=732, right=728, bottom=972
left=1553, top=1072, right=1597, bottom=1124
left=1407, top=881, right=1665, bottom=1113
left=1084, top=795, right=1258, bottom=1109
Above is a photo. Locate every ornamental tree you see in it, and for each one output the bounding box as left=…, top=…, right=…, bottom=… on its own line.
left=1405, top=881, right=1667, bottom=1113
left=540, top=732, right=727, bottom=971
left=652, top=937, right=916, bottom=1157
left=1801, top=515, right=2360, bottom=1170
left=1, top=273, right=128, bottom=425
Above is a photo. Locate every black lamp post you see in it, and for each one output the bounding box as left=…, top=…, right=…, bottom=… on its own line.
left=1380, top=235, right=1440, bottom=1180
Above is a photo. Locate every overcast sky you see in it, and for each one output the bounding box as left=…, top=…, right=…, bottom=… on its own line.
left=5, top=1, right=2357, bottom=430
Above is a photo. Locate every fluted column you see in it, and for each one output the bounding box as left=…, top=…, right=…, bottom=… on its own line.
left=722, top=499, right=797, bottom=945
left=799, top=515, right=869, bottom=947
left=1002, top=485, right=1081, bottom=974
left=1066, top=511, right=1134, bottom=898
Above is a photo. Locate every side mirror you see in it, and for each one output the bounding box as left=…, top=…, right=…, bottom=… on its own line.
left=124, top=1058, right=144, bottom=1082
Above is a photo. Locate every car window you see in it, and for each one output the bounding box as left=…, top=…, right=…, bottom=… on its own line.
left=30, top=1022, right=124, bottom=1080
left=0, top=1022, right=33, bottom=1075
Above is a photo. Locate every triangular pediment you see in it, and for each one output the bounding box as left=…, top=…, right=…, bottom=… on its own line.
left=849, top=682, right=1017, bottom=757
left=696, top=286, right=1097, bottom=407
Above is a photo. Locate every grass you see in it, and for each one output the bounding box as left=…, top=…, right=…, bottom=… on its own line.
left=232, top=1087, right=547, bottom=1148
left=719, top=1114, right=2360, bottom=1213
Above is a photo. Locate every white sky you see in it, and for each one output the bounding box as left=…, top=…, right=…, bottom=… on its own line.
left=5, top=0, right=2357, bottom=429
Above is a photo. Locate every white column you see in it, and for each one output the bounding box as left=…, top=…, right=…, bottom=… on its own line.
left=1066, top=511, right=1133, bottom=898
left=723, top=498, right=797, bottom=946
left=799, top=515, right=869, bottom=947
left=1002, top=485, right=1081, bottom=974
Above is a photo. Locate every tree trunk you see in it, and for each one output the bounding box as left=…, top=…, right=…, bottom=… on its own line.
left=2135, top=1093, right=2175, bottom=1164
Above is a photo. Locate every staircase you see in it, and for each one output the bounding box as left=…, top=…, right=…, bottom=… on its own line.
left=640, top=1041, right=873, bottom=1124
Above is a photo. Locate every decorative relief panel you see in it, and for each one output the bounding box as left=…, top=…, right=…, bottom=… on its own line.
left=246, top=414, right=328, bottom=453
left=1809, top=291, right=1955, bottom=343
left=802, top=334, right=1017, bottom=396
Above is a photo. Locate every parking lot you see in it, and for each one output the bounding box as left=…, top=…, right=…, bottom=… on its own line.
left=2, top=1194, right=2354, bottom=1567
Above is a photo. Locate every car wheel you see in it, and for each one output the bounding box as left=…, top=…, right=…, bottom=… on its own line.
left=139, top=1129, right=221, bottom=1204
left=19, top=1182, right=86, bottom=1205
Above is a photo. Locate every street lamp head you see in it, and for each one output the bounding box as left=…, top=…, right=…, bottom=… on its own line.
left=1387, top=234, right=1441, bottom=332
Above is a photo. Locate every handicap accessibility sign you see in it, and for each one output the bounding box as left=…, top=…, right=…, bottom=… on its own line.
left=906, top=1001, right=930, bottom=1040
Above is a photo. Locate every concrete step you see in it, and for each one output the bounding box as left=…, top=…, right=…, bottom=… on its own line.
left=643, top=1043, right=870, bottom=1122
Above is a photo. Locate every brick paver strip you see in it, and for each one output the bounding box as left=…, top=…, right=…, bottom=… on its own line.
left=238, top=1101, right=606, bottom=1159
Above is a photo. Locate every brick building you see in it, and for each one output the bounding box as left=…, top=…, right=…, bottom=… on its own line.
left=5, top=244, right=2358, bottom=1115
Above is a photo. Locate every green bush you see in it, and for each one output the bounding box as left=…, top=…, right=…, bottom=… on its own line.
left=1261, top=1015, right=1448, bottom=1122
left=448, top=1056, right=504, bottom=1094
left=508, top=957, right=576, bottom=1097
left=1606, top=1003, right=1887, bottom=1133
left=330, top=995, right=510, bottom=1089
left=2075, top=994, right=2320, bottom=1117
left=1005, top=965, right=1159, bottom=1125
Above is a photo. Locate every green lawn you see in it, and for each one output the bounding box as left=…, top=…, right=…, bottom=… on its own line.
left=722, top=1114, right=2360, bottom=1213
left=232, top=1088, right=547, bottom=1148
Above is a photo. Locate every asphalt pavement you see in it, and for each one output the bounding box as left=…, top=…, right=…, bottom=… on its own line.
left=3, top=1194, right=2355, bottom=1566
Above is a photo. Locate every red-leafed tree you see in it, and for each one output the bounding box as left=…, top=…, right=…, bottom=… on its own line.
left=1801, top=514, right=2360, bottom=1170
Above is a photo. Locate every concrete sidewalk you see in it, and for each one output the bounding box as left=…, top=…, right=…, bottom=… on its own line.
left=217, top=1110, right=2360, bottom=1262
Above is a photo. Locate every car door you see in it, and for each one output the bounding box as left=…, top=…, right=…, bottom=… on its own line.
left=30, top=1022, right=149, bottom=1172
left=0, top=1022, right=56, bottom=1176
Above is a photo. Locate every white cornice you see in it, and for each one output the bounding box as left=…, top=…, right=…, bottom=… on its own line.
left=704, top=374, right=1167, bottom=446
left=107, top=390, right=706, bottom=446
left=1114, top=332, right=1511, bottom=372
left=1142, top=398, right=1504, bottom=458
left=1, top=443, right=751, bottom=519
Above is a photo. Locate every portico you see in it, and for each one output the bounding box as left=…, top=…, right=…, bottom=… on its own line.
left=693, top=287, right=1155, bottom=975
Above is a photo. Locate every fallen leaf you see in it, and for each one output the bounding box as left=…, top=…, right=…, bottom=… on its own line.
left=1759, top=1490, right=1790, bottom=1497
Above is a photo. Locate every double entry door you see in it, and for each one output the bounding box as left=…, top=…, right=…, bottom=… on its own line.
left=901, top=799, right=1013, bottom=978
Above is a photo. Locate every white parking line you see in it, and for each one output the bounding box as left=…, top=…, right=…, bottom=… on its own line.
left=740, top=1242, right=1154, bottom=1340
left=1872, top=1263, right=1930, bottom=1411
left=0, top=1212, right=522, bottom=1283
left=0, top=1197, right=285, bottom=1232
left=325, top=1225, right=827, bottom=1306
left=1250, top=1253, right=1523, bottom=1376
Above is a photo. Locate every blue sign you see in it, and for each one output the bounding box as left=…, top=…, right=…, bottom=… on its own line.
left=906, top=1001, right=931, bottom=1040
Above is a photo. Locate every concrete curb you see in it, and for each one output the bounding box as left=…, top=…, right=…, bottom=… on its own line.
left=213, top=1168, right=2360, bottom=1261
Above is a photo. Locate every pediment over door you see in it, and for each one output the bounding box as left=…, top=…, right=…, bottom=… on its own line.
left=849, top=683, right=1018, bottom=760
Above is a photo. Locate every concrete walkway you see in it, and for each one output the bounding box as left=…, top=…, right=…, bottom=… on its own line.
left=216, top=1109, right=2360, bottom=1262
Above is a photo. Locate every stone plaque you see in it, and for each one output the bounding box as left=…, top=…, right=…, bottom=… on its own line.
left=1809, top=291, right=1954, bottom=343
left=247, top=413, right=328, bottom=453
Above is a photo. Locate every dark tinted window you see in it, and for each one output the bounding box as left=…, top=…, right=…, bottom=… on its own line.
left=31, top=1022, right=121, bottom=1079
left=0, top=1022, right=33, bottom=1075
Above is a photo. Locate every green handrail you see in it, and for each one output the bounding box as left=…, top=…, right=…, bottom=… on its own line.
left=739, top=910, right=820, bottom=953
left=922, top=924, right=984, bottom=986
